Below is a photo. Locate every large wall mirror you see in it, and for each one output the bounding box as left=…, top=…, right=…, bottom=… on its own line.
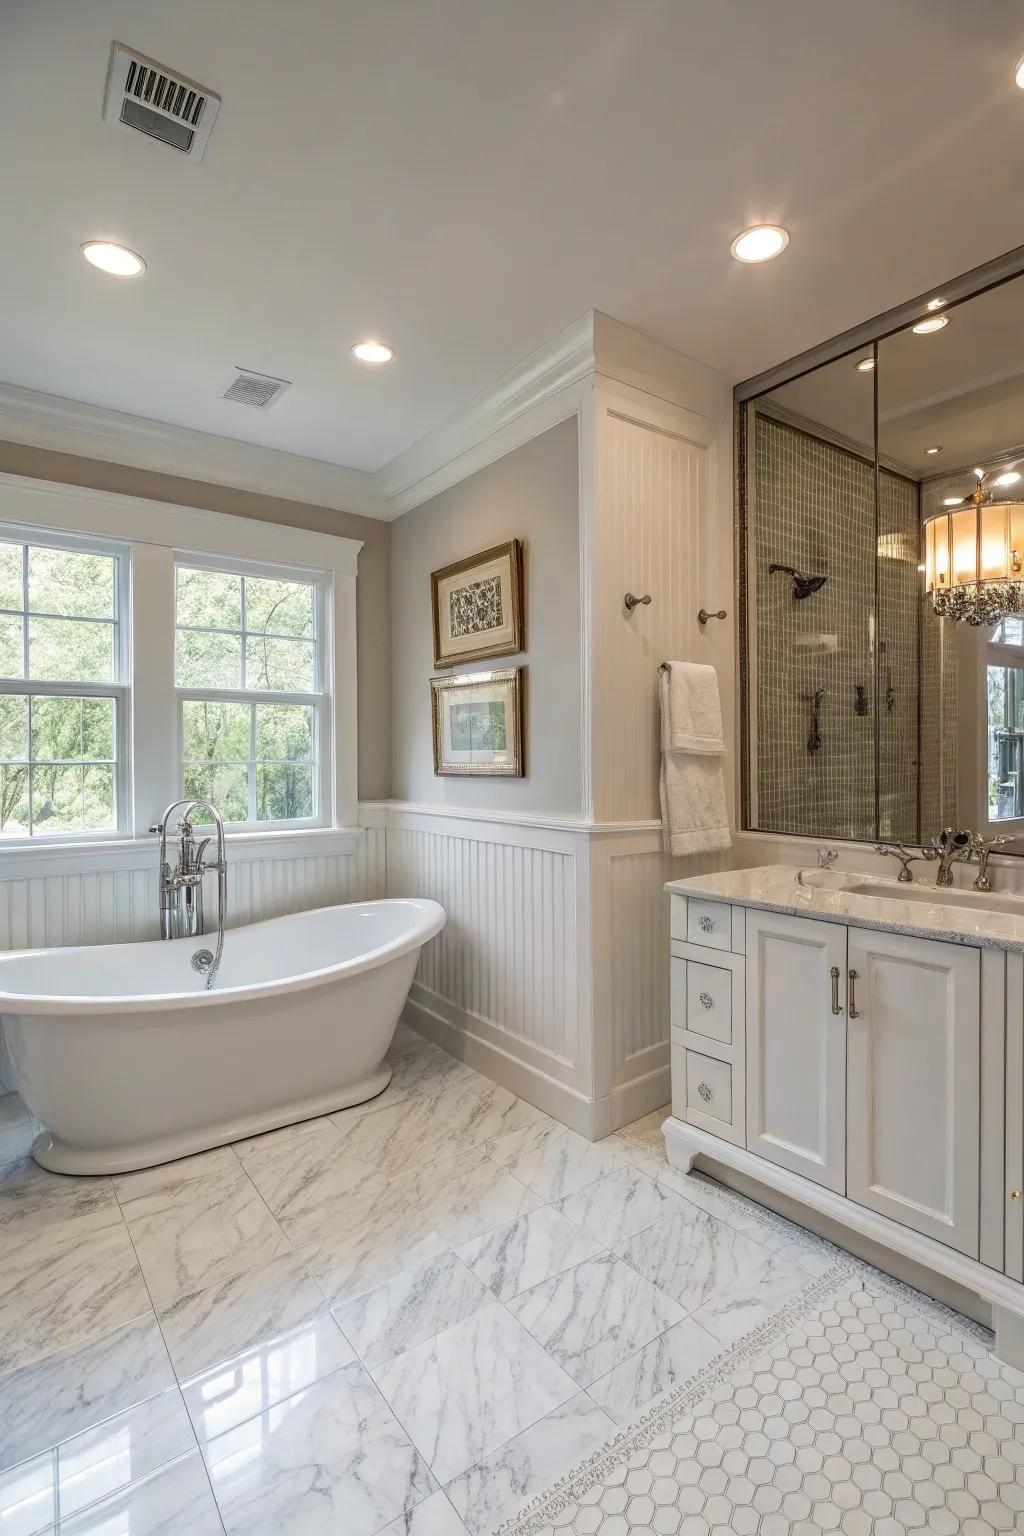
left=739, top=265, right=1024, bottom=851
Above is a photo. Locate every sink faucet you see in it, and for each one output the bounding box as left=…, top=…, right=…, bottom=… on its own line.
left=873, top=842, right=922, bottom=883
left=922, top=828, right=974, bottom=888
left=149, top=799, right=227, bottom=990
left=969, top=832, right=1016, bottom=892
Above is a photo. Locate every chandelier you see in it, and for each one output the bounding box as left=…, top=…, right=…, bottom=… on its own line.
left=923, top=469, right=1024, bottom=625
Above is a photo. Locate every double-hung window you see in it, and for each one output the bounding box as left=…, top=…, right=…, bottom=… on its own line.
left=173, top=557, right=329, bottom=828
left=0, top=530, right=127, bottom=838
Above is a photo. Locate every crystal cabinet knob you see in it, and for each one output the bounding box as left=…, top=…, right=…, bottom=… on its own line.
left=698, top=1081, right=713, bottom=1103
left=699, top=991, right=714, bottom=1010
left=698, top=915, right=714, bottom=933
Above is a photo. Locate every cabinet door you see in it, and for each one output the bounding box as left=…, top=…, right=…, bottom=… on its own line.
left=846, top=928, right=980, bottom=1257
left=746, top=910, right=847, bottom=1192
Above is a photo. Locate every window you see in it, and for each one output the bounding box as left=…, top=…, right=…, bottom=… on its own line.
left=0, top=532, right=126, bottom=838
left=174, top=559, right=327, bottom=827
left=987, top=618, right=1024, bottom=823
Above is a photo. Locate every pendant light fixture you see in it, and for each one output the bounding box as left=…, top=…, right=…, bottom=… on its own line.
left=923, top=468, right=1024, bottom=624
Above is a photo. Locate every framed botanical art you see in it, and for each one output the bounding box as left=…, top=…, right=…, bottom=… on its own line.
left=431, top=540, right=524, bottom=668
left=431, top=668, right=524, bottom=777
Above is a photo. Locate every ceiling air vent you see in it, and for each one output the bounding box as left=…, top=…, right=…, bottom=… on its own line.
left=103, top=43, right=221, bottom=160
left=222, top=370, right=292, bottom=410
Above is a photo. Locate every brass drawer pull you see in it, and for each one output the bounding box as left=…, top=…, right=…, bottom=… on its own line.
left=697, top=1081, right=713, bottom=1103
left=830, top=965, right=841, bottom=1015
left=848, top=969, right=859, bottom=1019
left=699, top=991, right=714, bottom=1011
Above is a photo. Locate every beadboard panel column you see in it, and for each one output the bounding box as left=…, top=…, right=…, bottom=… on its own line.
left=383, top=807, right=595, bottom=1131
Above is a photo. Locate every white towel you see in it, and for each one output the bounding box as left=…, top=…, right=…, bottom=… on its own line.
left=660, top=663, right=732, bottom=857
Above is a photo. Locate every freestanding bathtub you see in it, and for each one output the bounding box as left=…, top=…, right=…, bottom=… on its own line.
left=0, top=898, right=445, bottom=1175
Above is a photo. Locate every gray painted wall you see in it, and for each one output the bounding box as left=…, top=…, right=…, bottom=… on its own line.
left=390, top=417, right=582, bottom=816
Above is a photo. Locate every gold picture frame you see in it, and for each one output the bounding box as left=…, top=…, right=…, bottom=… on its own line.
left=431, top=539, right=524, bottom=668
left=431, top=668, right=524, bottom=777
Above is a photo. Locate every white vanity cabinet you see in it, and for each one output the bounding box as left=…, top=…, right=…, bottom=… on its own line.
left=666, top=879, right=1024, bottom=1365
left=845, top=926, right=980, bottom=1257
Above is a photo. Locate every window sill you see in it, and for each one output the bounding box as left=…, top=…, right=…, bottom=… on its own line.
left=0, top=826, right=365, bottom=881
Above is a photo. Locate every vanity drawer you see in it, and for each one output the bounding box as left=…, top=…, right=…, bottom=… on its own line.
left=686, top=899, right=731, bottom=952
left=686, top=961, right=732, bottom=1044
left=672, top=1043, right=743, bottom=1147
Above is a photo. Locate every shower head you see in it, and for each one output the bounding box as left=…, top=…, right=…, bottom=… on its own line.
left=768, top=563, right=828, bottom=600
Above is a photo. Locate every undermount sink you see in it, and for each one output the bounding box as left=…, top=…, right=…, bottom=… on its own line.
left=796, top=868, right=869, bottom=893
left=869, top=881, right=1024, bottom=916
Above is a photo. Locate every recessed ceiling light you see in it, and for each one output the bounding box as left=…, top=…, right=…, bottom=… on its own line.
left=912, top=314, right=950, bottom=335
left=997, top=471, right=1022, bottom=487
left=925, top=445, right=942, bottom=455
left=80, top=240, right=146, bottom=277
left=926, top=297, right=946, bottom=311
left=730, top=225, right=789, bottom=263
left=350, top=340, right=394, bottom=364
left=942, top=497, right=963, bottom=506
left=855, top=356, right=875, bottom=372
left=1014, top=51, right=1024, bottom=88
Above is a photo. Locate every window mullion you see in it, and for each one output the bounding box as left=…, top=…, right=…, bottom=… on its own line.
left=249, top=701, right=257, bottom=822
left=20, top=544, right=28, bottom=681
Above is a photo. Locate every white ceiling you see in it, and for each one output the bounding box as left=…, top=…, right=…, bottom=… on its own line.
left=3, top=0, right=1024, bottom=476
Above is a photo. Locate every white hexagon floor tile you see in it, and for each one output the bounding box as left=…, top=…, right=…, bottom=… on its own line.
left=498, top=1268, right=1024, bottom=1536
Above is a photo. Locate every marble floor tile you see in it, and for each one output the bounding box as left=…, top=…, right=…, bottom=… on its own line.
left=425, top=1158, right=542, bottom=1247
left=379, top=1489, right=469, bottom=1536
left=692, top=1249, right=812, bottom=1346
left=182, top=1312, right=355, bottom=1442
left=656, top=1164, right=776, bottom=1235
left=299, top=1185, right=448, bottom=1308
left=328, top=1083, right=517, bottom=1178
left=56, top=1387, right=197, bottom=1523
left=157, top=1249, right=328, bottom=1381
left=371, top=1300, right=579, bottom=1485
left=0, top=1447, right=54, bottom=1536
left=333, top=1251, right=491, bottom=1368
left=596, top=1129, right=666, bottom=1181
left=506, top=1252, right=685, bottom=1389
left=614, top=1201, right=771, bottom=1313
left=119, top=1159, right=291, bottom=1307
left=236, top=1117, right=386, bottom=1247
left=445, top=1392, right=614, bottom=1536
left=112, top=1145, right=240, bottom=1203
left=429, top=1076, right=546, bottom=1152
left=0, top=1213, right=151, bottom=1375
left=0, top=1315, right=175, bottom=1473
left=202, top=1358, right=435, bottom=1536
left=0, top=1157, right=118, bottom=1245
left=456, top=1205, right=604, bottom=1301
left=60, top=1450, right=222, bottom=1536
left=585, top=1315, right=724, bottom=1424
left=557, top=1166, right=687, bottom=1245
left=385, top=1038, right=479, bottom=1100
left=232, top=1114, right=338, bottom=1161
left=489, top=1124, right=634, bottom=1203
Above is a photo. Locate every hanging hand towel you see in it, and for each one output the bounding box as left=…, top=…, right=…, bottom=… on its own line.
left=660, top=662, right=732, bottom=856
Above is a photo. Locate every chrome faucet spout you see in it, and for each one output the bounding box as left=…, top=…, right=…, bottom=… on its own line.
left=151, top=798, right=228, bottom=989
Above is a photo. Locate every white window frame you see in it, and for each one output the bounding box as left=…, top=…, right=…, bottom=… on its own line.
left=0, top=522, right=131, bottom=842
left=0, top=474, right=362, bottom=860
left=173, top=550, right=332, bottom=832
left=978, top=623, right=1024, bottom=838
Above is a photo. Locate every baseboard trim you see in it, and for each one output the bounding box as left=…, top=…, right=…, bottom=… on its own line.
left=401, top=993, right=600, bottom=1139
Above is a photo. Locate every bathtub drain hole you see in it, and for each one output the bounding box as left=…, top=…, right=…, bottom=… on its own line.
left=192, top=948, right=214, bottom=974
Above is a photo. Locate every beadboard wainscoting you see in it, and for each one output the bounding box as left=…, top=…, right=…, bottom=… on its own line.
left=383, top=806, right=594, bottom=1132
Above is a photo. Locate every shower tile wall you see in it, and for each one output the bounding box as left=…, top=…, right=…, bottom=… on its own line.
left=751, top=412, right=922, bottom=842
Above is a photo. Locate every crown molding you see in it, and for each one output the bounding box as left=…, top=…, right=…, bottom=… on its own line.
left=0, top=313, right=734, bottom=525
left=376, top=312, right=597, bottom=516
left=0, top=382, right=385, bottom=521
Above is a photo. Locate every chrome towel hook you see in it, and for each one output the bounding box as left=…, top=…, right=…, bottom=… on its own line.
left=624, top=592, right=651, bottom=611
left=698, top=608, right=727, bottom=625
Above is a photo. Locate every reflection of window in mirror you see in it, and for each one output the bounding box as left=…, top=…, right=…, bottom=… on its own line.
left=984, top=620, right=1024, bottom=831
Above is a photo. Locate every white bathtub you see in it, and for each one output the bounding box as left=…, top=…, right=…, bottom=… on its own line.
left=0, top=898, right=445, bottom=1175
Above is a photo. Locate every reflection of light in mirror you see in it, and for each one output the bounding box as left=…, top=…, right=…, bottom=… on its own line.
left=943, top=497, right=963, bottom=506
left=1015, top=51, right=1024, bottom=88
left=925, top=446, right=942, bottom=455
left=997, top=471, right=1022, bottom=487
left=926, top=297, right=946, bottom=310
left=912, top=314, right=949, bottom=334
left=854, top=356, right=875, bottom=372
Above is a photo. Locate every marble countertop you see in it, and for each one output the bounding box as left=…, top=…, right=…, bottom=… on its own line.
left=665, top=865, right=1024, bottom=953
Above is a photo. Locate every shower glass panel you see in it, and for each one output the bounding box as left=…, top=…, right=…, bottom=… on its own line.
left=743, top=349, right=878, bottom=841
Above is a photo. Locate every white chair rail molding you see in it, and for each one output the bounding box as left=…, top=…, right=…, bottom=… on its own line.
left=664, top=860, right=1024, bottom=1370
